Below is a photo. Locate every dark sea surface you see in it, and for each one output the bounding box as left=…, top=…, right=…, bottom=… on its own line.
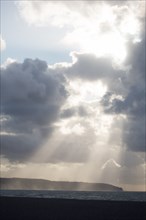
left=0, top=190, right=146, bottom=201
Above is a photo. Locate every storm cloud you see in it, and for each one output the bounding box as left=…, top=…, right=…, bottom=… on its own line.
left=101, top=31, right=145, bottom=152
left=1, top=58, right=68, bottom=161
left=65, top=53, right=123, bottom=81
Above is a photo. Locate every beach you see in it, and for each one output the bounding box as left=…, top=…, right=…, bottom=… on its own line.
left=1, top=196, right=146, bottom=220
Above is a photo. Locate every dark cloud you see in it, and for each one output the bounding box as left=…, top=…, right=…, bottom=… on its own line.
left=60, top=105, right=88, bottom=119
left=0, top=133, right=42, bottom=162
left=60, top=108, right=76, bottom=119
left=122, top=117, right=145, bottom=152
left=66, top=53, right=123, bottom=82
left=119, top=151, right=144, bottom=168
left=1, top=58, right=68, bottom=161
left=102, top=85, right=145, bottom=117
left=101, top=31, right=145, bottom=152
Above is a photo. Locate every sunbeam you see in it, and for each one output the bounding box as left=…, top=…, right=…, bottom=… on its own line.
left=1, top=0, right=145, bottom=191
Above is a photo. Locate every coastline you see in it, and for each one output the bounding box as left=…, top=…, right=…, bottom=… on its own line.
left=1, top=196, right=146, bottom=220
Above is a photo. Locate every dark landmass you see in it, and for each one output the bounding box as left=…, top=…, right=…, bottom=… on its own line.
left=0, top=177, right=123, bottom=191
left=1, top=196, right=145, bottom=220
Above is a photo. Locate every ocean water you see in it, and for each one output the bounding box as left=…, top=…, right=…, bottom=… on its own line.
left=0, top=190, right=146, bottom=202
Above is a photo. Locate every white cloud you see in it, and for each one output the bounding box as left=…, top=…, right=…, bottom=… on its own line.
left=1, top=58, right=16, bottom=68
left=16, top=1, right=144, bottom=64
left=101, top=159, right=121, bottom=170
left=0, top=35, right=6, bottom=51
left=16, top=1, right=145, bottom=28
left=16, top=1, right=75, bottom=27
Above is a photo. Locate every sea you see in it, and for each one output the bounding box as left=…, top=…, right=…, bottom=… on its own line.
left=0, top=190, right=146, bottom=202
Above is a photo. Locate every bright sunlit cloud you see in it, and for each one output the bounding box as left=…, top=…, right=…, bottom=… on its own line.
left=1, top=58, right=16, bottom=68
left=66, top=31, right=127, bottom=64
left=0, top=35, right=6, bottom=51
left=60, top=121, right=85, bottom=135
left=16, top=1, right=143, bottom=65
left=66, top=80, right=107, bottom=105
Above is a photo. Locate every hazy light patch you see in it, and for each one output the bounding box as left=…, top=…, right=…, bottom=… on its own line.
left=60, top=121, right=85, bottom=135
left=0, top=132, right=17, bottom=136
left=66, top=80, right=107, bottom=106
left=4, top=161, right=87, bottom=182
left=110, top=94, right=125, bottom=102
left=94, top=114, right=115, bottom=136
left=0, top=157, right=26, bottom=176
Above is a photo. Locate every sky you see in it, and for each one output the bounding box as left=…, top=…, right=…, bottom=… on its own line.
left=0, top=0, right=145, bottom=191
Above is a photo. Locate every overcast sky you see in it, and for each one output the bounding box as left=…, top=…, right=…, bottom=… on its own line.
left=1, top=0, right=145, bottom=191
